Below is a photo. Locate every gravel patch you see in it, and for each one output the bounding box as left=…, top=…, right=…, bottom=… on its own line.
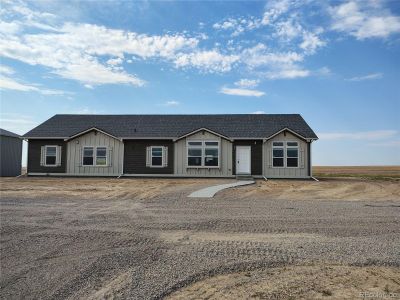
left=0, top=180, right=399, bottom=299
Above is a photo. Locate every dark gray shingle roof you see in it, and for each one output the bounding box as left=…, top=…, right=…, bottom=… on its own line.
left=23, top=114, right=318, bottom=140
left=0, top=128, right=21, bottom=138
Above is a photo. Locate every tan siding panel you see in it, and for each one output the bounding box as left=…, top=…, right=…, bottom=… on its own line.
left=174, top=130, right=233, bottom=177
left=66, top=130, right=123, bottom=175
left=263, top=131, right=309, bottom=178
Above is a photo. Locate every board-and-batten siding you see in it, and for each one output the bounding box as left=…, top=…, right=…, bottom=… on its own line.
left=263, top=131, right=309, bottom=178
left=174, top=131, right=233, bottom=177
left=66, top=131, right=123, bottom=175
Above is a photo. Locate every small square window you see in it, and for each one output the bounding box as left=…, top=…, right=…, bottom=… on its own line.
left=273, top=142, right=284, bottom=146
left=287, top=142, right=298, bottom=147
left=273, top=158, right=284, bottom=167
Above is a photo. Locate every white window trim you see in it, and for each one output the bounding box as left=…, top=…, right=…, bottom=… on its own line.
left=186, top=140, right=220, bottom=168
left=272, top=142, right=284, bottom=168
left=271, top=141, right=299, bottom=168
left=150, top=146, right=164, bottom=168
left=44, top=145, right=58, bottom=167
left=82, top=146, right=108, bottom=167
left=286, top=141, right=299, bottom=168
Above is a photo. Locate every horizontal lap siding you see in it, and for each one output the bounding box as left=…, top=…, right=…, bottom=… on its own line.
left=123, top=140, right=174, bottom=174
left=263, top=131, right=309, bottom=178
left=174, top=131, right=233, bottom=177
left=66, top=131, right=123, bottom=175
left=27, top=139, right=66, bottom=173
left=232, top=140, right=263, bottom=175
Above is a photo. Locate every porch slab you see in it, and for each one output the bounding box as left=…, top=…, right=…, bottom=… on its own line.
left=188, top=180, right=255, bottom=198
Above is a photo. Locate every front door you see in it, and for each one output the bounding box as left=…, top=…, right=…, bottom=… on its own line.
left=236, top=146, right=251, bottom=174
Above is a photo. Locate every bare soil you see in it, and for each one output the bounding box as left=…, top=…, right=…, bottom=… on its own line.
left=229, top=178, right=400, bottom=201
left=1, top=176, right=399, bottom=201
left=168, top=265, right=400, bottom=300
left=0, top=175, right=399, bottom=299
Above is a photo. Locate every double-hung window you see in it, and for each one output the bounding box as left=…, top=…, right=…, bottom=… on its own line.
left=272, top=142, right=284, bottom=167
left=187, top=141, right=219, bottom=167
left=45, top=146, right=57, bottom=166
left=83, top=147, right=94, bottom=166
left=286, top=142, right=298, bottom=167
left=272, top=141, right=299, bottom=168
left=82, top=146, right=107, bottom=166
left=96, top=147, right=107, bottom=166
left=204, top=142, right=219, bottom=166
left=187, top=142, right=202, bottom=166
left=151, top=146, right=163, bottom=167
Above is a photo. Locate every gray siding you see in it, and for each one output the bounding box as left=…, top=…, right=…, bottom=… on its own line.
left=263, top=131, right=310, bottom=178
left=174, top=130, right=233, bottom=177
left=124, top=140, right=174, bottom=174
left=66, top=131, right=123, bottom=176
left=27, top=139, right=66, bottom=173
left=0, top=135, right=22, bottom=177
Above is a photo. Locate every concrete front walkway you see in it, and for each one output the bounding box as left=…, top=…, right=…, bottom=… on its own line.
left=188, top=180, right=255, bottom=198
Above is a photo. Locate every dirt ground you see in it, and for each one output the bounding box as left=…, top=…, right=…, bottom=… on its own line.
left=168, top=266, right=400, bottom=300
left=0, top=173, right=399, bottom=299
left=1, top=176, right=399, bottom=201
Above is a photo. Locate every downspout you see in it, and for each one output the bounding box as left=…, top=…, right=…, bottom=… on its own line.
left=25, top=138, right=29, bottom=176
left=118, top=139, right=124, bottom=178
left=309, top=140, right=319, bottom=181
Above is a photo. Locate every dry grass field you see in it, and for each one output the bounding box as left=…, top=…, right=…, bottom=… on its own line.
left=1, top=167, right=399, bottom=299
left=313, top=165, right=400, bottom=179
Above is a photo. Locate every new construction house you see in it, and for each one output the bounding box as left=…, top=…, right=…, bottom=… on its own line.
left=23, top=114, right=318, bottom=178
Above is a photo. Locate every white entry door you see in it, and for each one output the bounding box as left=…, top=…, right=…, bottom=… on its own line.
left=236, top=146, right=251, bottom=174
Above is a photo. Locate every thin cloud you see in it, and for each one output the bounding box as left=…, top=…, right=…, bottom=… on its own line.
left=318, top=130, right=397, bottom=141
left=0, top=75, right=67, bottom=95
left=330, top=1, right=400, bottom=39
left=174, top=50, right=239, bottom=73
left=164, top=100, right=180, bottom=106
left=369, top=140, right=400, bottom=147
left=220, top=87, right=265, bottom=97
left=0, top=113, right=38, bottom=135
left=252, top=111, right=266, bottom=114
left=347, top=73, right=383, bottom=81
left=234, top=79, right=259, bottom=88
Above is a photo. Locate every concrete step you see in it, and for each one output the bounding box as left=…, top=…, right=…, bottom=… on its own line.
left=236, top=175, right=254, bottom=181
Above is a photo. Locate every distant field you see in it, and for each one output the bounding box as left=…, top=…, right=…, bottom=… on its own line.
left=313, top=166, right=400, bottom=179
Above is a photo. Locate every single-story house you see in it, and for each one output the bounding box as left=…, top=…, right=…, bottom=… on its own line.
left=0, top=128, right=22, bottom=177
left=23, top=114, right=318, bottom=178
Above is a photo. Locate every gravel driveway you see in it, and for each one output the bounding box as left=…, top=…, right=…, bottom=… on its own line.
left=1, top=179, right=399, bottom=299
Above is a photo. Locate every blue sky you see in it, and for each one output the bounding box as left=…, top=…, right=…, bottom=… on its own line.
left=0, top=0, right=399, bottom=166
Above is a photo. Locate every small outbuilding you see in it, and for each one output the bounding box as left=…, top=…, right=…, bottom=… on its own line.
left=0, top=128, right=22, bottom=177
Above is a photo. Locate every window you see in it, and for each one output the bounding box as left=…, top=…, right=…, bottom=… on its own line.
left=151, top=146, right=163, bottom=166
left=272, top=142, right=284, bottom=167
left=45, top=146, right=57, bottom=166
left=83, top=147, right=107, bottom=166
left=286, top=142, right=298, bottom=167
left=187, top=141, right=219, bottom=167
left=96, top=147, right=107, bottom=166
left=83, top=147, right=94, bottom=166
left=272, top=141, right=299, bottom=168
left=187, top=141, right=202, bottom=166
left=204, top=142, right=219, bottom=166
